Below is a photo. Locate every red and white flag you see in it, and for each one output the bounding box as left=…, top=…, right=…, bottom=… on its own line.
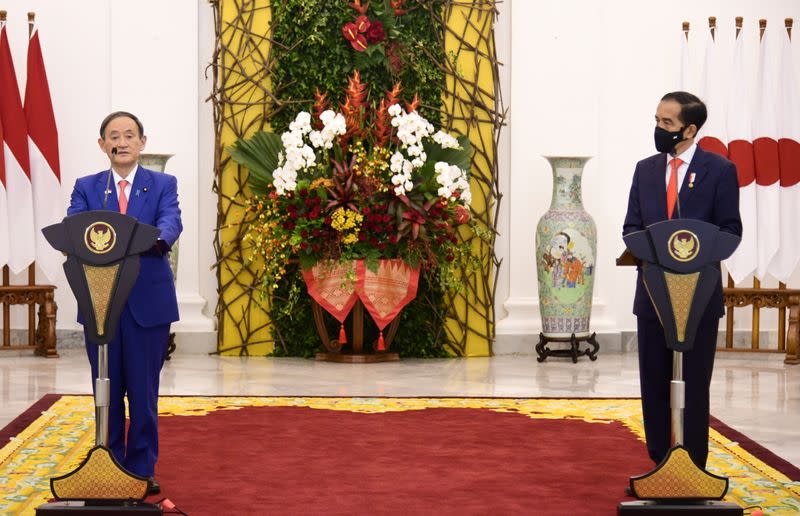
left=724, top=26, right=757, bottom=284
left=0, top=113, right=8, bottom=268
left=0, top=21, right=35, bottom=274
left=697, top=25, right=728, bottom=157
left=25, top=23, right=62, bottom=282
left=752, top=22, right=781, bottom=281
left=768, top=23, right=800, bottom=282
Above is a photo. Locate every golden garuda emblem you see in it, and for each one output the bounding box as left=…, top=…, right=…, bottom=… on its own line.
left=668, top=230, right=699, bottom=262
left=84, top=222, right=116, bottom=254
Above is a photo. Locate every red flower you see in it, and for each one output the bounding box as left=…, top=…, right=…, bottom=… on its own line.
left=354, top=15, right=371, bottom=33
left=342, top=16, right=375, bottom=52
left=365, top=21, right=385, bottom=44
left=342, top=22, right=368, bottom=51
left=454, top=205, right=471, bottom=224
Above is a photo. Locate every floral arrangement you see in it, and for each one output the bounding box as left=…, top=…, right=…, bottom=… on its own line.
left=229, top=71, right=475, bottom=292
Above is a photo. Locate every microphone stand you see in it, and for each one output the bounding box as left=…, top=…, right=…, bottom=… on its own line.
left=102, top=147, right=117, bottom=210
left=671, top=187, right=684, bottom=449
left=97, top=147, right=116, bottom=447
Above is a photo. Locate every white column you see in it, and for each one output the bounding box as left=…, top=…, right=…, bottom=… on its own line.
left=110, top=0, right=215, bottom=352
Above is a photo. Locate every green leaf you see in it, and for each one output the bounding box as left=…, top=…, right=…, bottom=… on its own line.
left=227, top=131, right=284, bottom=196
left=423, top=135, right=473, bottom=173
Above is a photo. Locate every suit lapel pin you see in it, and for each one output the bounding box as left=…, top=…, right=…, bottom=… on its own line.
left=143, top=187, right=148, bottom=193
left=688, top=172, right=696, bottom=188
left=105, top=189, right=112, bottom=195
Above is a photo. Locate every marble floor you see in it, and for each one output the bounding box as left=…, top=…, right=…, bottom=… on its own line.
left=1, top=348, right=798, bottom=466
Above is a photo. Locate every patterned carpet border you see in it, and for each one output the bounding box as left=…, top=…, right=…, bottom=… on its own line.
left=1, top=396, right=799, bottom=514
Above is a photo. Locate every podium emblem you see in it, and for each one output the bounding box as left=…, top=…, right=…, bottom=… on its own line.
left=84, top=222, right=117, bottom=254
left=668, top=230, right=699, bottom=262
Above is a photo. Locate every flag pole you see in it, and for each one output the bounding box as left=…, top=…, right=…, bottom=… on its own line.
left=751, top=20, right=768, bottom=351
left=0, top=10, right=7, bottom=350
left=777, top=18, right=793, bottom=352
left=26, top=12, right=36, bottom=348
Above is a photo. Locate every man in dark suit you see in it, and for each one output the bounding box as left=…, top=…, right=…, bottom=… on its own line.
left=68, top=111, right=182, bottom=494
left=623, top=92, right=741, bottom=470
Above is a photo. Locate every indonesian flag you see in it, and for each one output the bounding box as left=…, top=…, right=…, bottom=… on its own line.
left=752, top=23, right=781, bottom=281
left=25, top=24, right=62, bottom=282
left=697, top=26, right=728, bottom=157
left=767, top=24, right=800, bottom=282
left=724, top=27, right=757, bottom=284
left=0, top=22, right=35, bottom=274
left=679, top=24, right=691, bottom=90
left=0, top=113, right=8, bottom=268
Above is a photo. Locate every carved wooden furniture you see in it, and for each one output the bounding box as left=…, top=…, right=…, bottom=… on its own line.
left=312, top=298, right=401, bottom=363
left=723, top=287, right=799, bottom=365
left=1, top=266, right=58, bottom=357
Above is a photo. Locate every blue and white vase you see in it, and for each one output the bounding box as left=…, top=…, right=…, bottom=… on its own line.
left=535, top=156, right=596, bottom=337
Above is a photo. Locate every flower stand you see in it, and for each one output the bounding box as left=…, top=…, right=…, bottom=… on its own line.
left=303, top=259, right=419, bottom=362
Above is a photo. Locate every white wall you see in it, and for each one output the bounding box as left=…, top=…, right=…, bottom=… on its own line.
left=3, top=0, right=799, bottom=352
left=495, top=0, right=800, bottom=346
left=3, top=0, right=214, bottom=350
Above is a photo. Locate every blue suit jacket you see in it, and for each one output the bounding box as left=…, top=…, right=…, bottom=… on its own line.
left=622, top=146, right=742, bottom=319
left=67, top=166, right=182, bottom=327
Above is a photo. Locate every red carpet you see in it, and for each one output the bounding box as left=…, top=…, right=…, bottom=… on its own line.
left=4, top=396, right=799, bottom=514
left=150, top=405, right=651, bottom=515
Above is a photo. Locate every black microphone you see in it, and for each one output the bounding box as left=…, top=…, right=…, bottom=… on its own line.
left=102, top=148, right=118, bottom=209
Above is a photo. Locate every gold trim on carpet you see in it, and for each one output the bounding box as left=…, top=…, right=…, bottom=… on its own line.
left=1, top=397, right=798, bottom=514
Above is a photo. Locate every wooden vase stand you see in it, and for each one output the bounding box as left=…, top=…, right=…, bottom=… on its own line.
left=536, top=332, right=599, bottom=363
left=312, top=298, right=400, bottom=363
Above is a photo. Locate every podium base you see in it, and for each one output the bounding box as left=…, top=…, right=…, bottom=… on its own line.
left=618, top=501, right=743, bottom=515
left=36, top=502, right=162, bottom=515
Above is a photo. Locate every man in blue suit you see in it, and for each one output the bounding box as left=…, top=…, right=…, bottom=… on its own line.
left=623, top=92, right=741, bottom=471
left=68, top=111, right=182, bottom=494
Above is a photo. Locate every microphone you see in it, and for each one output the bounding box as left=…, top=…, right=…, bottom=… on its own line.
left=102, top=148, right=118, bottom=209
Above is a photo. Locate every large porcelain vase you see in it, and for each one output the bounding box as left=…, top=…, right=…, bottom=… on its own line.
left=138, top=153, right=179, bottom=281
left=535, top=156, right=596, bottom=338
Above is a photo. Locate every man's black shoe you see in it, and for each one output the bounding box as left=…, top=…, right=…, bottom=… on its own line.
left=147, top=477, right=161, bottom=495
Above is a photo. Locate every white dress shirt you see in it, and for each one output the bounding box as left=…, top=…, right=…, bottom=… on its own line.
left=112, top=166, right=138, bottom=201
left=665, top=143, right=697, bottom=193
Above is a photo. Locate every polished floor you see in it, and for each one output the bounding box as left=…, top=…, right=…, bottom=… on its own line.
left=1, top=348, right=798, bottom=467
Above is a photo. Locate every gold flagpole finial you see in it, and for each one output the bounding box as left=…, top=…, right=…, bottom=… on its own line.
left=759, top=19, right=767, bottom=42
left=682, top=21, right=690, bottom=41
left=735, top=17, right=743, bottom=39
left=28, top=12, right=35, bottom=37
left=0, top=11, right=7, bottom=22
left=787, top=18, right=794, bottom=41
left=709, top=16, right=717, bottom=41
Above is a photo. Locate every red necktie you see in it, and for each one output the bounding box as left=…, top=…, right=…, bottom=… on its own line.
left=118, top=179, right=129, bottom=215
left=666, top=158, right=682, bottom=219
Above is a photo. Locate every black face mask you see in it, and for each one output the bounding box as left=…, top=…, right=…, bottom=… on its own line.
left=654, top=126, right=686, bottom=154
